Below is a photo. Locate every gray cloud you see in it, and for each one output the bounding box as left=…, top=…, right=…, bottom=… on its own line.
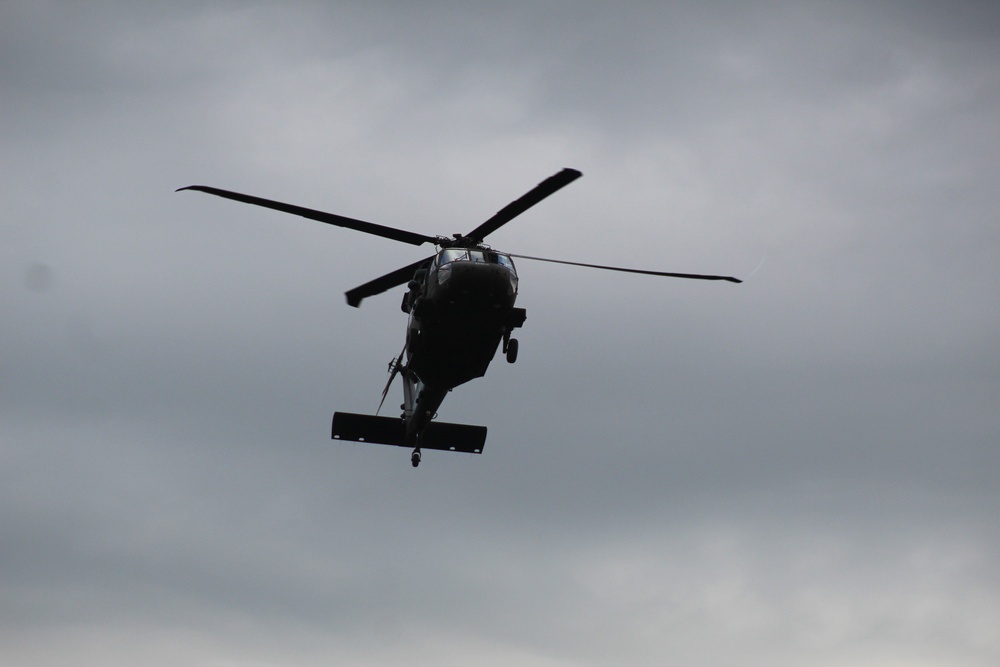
left=3, top=2, right=999, bottom=665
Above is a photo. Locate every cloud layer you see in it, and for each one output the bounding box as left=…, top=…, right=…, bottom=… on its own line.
left=3, top=2, right=999, bottom=665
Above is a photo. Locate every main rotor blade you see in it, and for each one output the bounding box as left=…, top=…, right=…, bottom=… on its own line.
left=507, top=253, right=742, bottom=283
left=177, top=185, right=438, bottom=247
left=345, top=257, right=433, bottom=307
left=464, top=168, right=582, bottom=243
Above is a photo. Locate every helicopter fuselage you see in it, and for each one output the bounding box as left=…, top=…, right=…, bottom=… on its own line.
left=399, top=247, right=525, bottom=443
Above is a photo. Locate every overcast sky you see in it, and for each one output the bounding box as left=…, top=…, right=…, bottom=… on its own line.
left=3, top=2, right=1000, bottom=665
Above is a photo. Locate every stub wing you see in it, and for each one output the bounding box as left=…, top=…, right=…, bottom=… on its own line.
left=332, top=412, right=486, bottom=454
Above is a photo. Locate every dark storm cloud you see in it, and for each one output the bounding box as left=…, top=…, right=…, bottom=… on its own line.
left=3, top=2, right=999, bottom=666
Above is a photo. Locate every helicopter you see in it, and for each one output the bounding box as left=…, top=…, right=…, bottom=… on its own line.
left=178, top=168, right=741, bottom=466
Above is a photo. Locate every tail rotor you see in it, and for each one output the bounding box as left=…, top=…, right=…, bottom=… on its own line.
left=376, top=345, right=406, bottom=415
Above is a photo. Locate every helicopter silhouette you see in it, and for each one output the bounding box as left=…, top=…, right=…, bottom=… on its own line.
left=178, top=168, right=740, bottom=466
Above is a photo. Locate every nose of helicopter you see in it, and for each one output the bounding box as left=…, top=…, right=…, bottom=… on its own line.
left=439, top=260, right=517, bottom=307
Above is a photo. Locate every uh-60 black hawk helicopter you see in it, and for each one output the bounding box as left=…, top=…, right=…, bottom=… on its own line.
left=179, top=168, right=741, bottom=467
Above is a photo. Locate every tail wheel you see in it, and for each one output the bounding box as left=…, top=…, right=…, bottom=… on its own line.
left=505, top=338, right=519, bottom=363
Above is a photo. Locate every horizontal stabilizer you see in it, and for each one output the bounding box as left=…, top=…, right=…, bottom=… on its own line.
left=332, top=412, right=486, bottom=454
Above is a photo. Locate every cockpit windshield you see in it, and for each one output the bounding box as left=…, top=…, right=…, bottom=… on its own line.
left=438, top=248, right=467, bottom=265
left=495, top=253, right=515, bottom=271
left=437, top=249, right=516, bottom=275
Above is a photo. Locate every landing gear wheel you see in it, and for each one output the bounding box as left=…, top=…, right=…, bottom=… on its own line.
left=505, top=338, right=519, bottom=364
left=411, top=449, right=421, bottom=467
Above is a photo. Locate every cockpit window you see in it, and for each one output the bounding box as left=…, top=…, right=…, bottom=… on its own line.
left=438, top=249, right=467, bottom=265
left=496, top=254, right=515, bottom=271
left=436, top=248, right=516, bottom=275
